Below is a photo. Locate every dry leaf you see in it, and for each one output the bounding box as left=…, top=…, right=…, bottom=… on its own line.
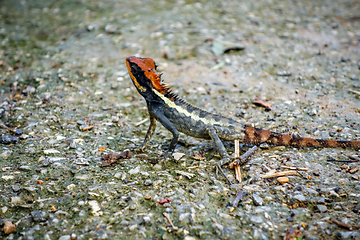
left=101, top=150, right=132, bottom=167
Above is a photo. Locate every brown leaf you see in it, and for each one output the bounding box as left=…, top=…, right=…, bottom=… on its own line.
left=101, top=150, right=132, bottom=167
left=284, top=227, right=302, bottom=240
left=192, top=150, right=206, bottom=160
left=3, top=221, right=16, bottom=234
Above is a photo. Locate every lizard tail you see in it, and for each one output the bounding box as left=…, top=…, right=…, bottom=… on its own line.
left=244, top=126, right=360, bottom=148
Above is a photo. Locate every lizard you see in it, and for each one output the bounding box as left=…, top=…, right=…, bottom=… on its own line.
left=126, top=56, right=360, bottom=181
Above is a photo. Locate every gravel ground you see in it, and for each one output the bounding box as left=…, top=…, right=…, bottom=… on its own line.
left=0, top=0, right=360, bottom=239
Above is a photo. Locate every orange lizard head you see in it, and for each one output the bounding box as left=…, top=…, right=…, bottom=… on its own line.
left=126, top=56, right=172, bottom=102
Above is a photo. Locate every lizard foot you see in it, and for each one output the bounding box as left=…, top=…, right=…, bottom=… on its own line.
left=161, top=151, right=173, bottom=168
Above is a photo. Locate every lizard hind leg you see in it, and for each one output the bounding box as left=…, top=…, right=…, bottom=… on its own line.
left=207, top=126, right=232, bottom=184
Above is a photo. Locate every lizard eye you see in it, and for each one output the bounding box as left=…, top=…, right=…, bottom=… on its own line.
left=131, top=65, right=137, bottom=73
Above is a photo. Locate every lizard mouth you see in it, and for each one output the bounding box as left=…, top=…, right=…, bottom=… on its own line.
left=126, top=58, right=147, bottom=92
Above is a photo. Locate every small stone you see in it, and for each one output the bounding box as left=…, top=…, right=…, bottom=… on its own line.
left=13, top=129, right=23, bottom=135
left=87, top=25, right=95, bottom=31
left=42, top=159, right=51, bottom=167
left=144, top=179, right=153, bottom=186
left=0, top=135, right=18, bottom=144
left=353, top=205, right=360, bottom=214
left=250, top=215, right=263, bottom=223
left=2, top=206, right=8, bottom=213
left=252, top=193, right=264, bottom=206
left=70, top=233, right=77, bottom=240
left=43, top=149, right=60, bottom=155
left=111, top=116, right=120, bottom=122
left=276, top=71, right=292, bottom=76
left=350, top=75, right=359, bottom=81
left=19, top=165, right=31, bottom=171
left=70, top=141, right=76, bottom=149
left=74, top=158, right=89, bottom=165
left=11, top=196, right=23, bottom=205
left=59, top=235, right=71, bottom=240
left=105, top=24, right=117, bottom=34
left=143, top=216, right=151, bottom=224
left=179, top=213, right=190, bottom=222
left=129, top=166, right=140, bottom=174
left=24, top=186, right=37, bottom=192
left=77, top=120, right=86, bottom=125
left=3, top=221, right=16, bottom=234
left=0, top=150, right=12, bottom=159
left=23, top=85, right=36, bottom=94
left=316, top=205, right=327, bottom=213
left=308, top=108, right=317, bottom=116
left=96, top=230, right=108, bottom=239
left=277, top=177, right=289, bottom=184
left=172, top=152, right=185, bottom=160
left=259, top=143, right=269, bottom=149
left=349, top=166, right=358, bottom=174
left=294, top=194, right=306, bottom=202
left=31, top=210, right=47, bottom=222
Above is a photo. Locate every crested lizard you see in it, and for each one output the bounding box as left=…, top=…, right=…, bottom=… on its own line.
left=126, top=56, right=360, bottom=180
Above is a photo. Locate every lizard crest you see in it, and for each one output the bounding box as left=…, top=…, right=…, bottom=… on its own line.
left=126, top=56, right=175, bottom=101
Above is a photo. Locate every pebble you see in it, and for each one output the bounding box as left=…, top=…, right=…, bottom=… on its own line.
left=316, top=205, right=327, bottom=213
left=87, top=25, right=95, bottom=31
left=13, top=129, right=23, bottom=135
left=69, top=141, right=76, bottom=149
left=22, top=85, right=36, bottom=94
left=11, top=196, right=23, bottom=205
left=250, top=215, right=263, bottom=223
left=293, top=194, right=306, bottom=202
left=144, top=179, right=153, bottom=186
left=31, top=210, right=47, bottom=222
left=105, top=24, right=117, bottom=34
left=19, top=165, right=31, bottom=171
left=252, top=193, right=264, bottom=206
left=277, top=177, right=289, bottom=184
left=2, top=206, right=8, bottom=213
left=96, top=230, right=108, bottom=239
left=58, top=235, right=71, bottom=240
left=0, top=135, right=18, bottom=144
left=129, top=166, right=140, bottom=174
left=276, top=71, right=292, bottom=76
left=74, top=158, right=89, bottom=165
left=0, top=150, right=12, bottom=158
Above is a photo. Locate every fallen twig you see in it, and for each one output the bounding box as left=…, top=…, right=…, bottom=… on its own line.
left=280, top=165, right=308, bottom=171
left=229, top=145, right=258, bottom=168
left=230, top=190, right=247, bottom=212
left=347, top=154, right=360, bottom=162
left=331, top=219, right=360, bottom=230
left=234, top=139, right=242, bottom=182
left=327, top=158, right=359, bottom=163
left=262, top=170, right=299, bottom=178
left=163, top=212, right=178, bottom=231
left=348, top=89, right=360, bottom=95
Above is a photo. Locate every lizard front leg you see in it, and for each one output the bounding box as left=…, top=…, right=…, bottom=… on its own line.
left=139, top=114, right=156, bottom=151
left=148, top=103, right=179, bottom=160
left=207, top=126, right=232, bottom=184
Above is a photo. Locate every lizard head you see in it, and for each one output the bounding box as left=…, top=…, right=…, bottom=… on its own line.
left=126, top=56, right=172, bottom=102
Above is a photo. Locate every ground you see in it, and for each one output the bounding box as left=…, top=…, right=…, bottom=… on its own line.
left=0, top=0, right=360, bottom=239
